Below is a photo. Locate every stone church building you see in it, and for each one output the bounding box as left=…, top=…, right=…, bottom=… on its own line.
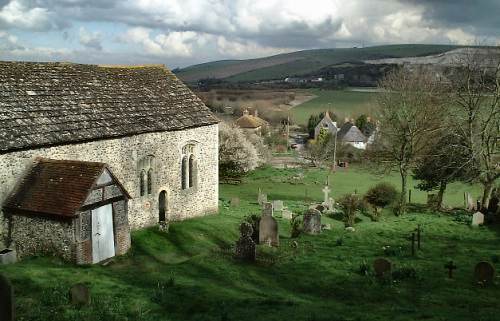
left=0, top=62, right=219, bottom=263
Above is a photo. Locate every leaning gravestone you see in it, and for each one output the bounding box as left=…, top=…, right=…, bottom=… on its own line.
left=272, top=200, right=284, bottom=211
left=474, top=262, right=495, bottom=285
left=257, top=189, right=267, bottom=205
left=466, top=192, right=474, bottom=211
left=0, top=274, right=14, bottom=321
left=373, top=258, right=392, bottom=278
left=70, top=283, right=91, bottom=306
left=230, top=197, right=240, bottom=207
left=259, top=203, right=279, bottom=246
left=235, top=222, right=256, bottom=261
left=282, top=209, right=293, bottom=220
left=303, top=208, right=322, bottom=234
left=471, top=212, right=484, bottom=226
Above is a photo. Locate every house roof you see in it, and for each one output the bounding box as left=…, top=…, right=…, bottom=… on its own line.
left=235, top=114, right=268, bottom=129
left=337, top=122, right=366, bottom=142
left=3, top=158, right=130, bottom=218
left=0, top=62, right=219, bottom=153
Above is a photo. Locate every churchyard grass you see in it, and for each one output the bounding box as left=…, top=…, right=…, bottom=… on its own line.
left=1, top=166, right=499, bottom=321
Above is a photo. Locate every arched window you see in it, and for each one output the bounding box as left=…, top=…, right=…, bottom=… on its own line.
left=147, top=168, right=153, bottom=195
left=189, top=155, right=195, bottom=188
left=139, top=170, right=146, bottom=196
left=181, top=156, right=187, bottom=190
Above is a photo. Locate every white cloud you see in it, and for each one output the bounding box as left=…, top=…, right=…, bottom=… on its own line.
left=79, top=27, right=102, bottom=50
left=0, top=0, right=54, bottom=31
left=446, top=28, right=476, bottom=45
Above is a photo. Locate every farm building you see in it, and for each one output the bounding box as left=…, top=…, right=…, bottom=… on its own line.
left=314, top=111, right=338, bottom=139
left=0, top=61, right=219, bottom=262
left=235, top=109, right=269, bottom=135
left=314, top=113, right=368, bottom=149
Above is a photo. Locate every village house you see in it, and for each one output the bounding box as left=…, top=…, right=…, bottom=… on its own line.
left=314, top=112, right=368, bottom=149
left=235, top=109, right=269, bottom=136
left=0, top=61, right=219, bottom=263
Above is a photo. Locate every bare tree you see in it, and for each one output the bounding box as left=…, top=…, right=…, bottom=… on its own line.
left=447, top=48, right=500, bottom=209
left=370, top=67, right=447, bottom=215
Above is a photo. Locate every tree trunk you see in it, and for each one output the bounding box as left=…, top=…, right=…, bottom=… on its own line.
left=481, top=181, right=495, bottom=211
left=436, top=181, right=447, bottom=210
left=399, top=167, right=408, bottom=215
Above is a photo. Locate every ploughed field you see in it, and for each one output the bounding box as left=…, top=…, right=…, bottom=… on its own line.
left=2, top=166, right=499, bottom=321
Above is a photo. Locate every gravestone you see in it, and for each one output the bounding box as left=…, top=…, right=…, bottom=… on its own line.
left=465, top=192, right=474, bottom=211
left=0, top=249, right=17, bottom=265
left=262, top=202, right=274, bottom=217
left=322, top=185, right=331, bottom=209
left=259, top=202, right=279, bottom=246
left=282, top=209, right=293, bottom=220
left=303, top=209, right=322, bottom=234
left=373, top=258, right=392, bottom=278
left=474, top=262, right=495, bottom=285
left=235, top=222, right=256, bottom=261
left=257, top=189, right=267, bottom=205
left=471, top=212, right=484, bottom=226
left=272, top=200, right=284, bottom=211
left=230, top=197, right=240, bottom=207
left=0, top=274, right=14, bottom=321
left=70, top=283, right=91, bottom=306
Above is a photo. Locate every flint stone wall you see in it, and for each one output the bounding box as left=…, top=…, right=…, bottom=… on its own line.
left=0, top=124, right=219, bottom=248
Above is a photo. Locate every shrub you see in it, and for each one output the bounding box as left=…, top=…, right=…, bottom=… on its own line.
left=243, top=214, right=260, bottom=243
left=339, top=193, right=363, bottom=227
left=364, top=183, right=399, bottom=215
left=290, top=215, right=303, bottom=238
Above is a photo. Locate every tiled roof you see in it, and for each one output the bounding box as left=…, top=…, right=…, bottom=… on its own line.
left=0, top=62, right=219, bottom=152
left=3, top=158, right=129, bottom=218
left=235, top=115, right=268, bottom=129
left=338, top=122, right=366, bottom=142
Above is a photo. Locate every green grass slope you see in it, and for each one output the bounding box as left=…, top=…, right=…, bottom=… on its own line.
left=2, top=166, right=496, bottom=321
left=176, top=44, right=460, bottom=83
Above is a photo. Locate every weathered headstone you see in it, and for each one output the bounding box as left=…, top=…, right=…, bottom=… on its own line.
left=235, top=222, right=256, bottom=261
left=282, top=209, right=293, bottom=220
left=0, top=249, right=17, bottom=265
left=465, top=192, right=474, bottom=211
left=259, top=202, right=279, bottom=246
left=257, top=189, right=267, bottom=205
left=272, top=200, right=284, bottom=211
left=230, top=197, right=240, bottom=207
left=303, top=208, right=322, bottom=234
left=322, top=185, right=331, bottom=209
left=0, top=274, right=14, bottom=321
left=262, top=202, right=273, bottom=217
left=373, top=258, right=392, bottom=278
left=70, top=283, right=91, bottom=306
left=471, top=212, right=484, bottom=226
left=474, top=262, right=495, bottom=285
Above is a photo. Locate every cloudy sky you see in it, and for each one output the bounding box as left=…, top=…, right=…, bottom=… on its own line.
left=0, top=0, right=499, bottom=69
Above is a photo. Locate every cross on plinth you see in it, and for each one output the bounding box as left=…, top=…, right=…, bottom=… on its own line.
left=322, top=186, right=331, bottom=204
left=444, top=261, right=457, bottom=279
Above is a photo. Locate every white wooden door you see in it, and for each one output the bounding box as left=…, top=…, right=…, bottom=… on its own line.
left=92, top=204, right=115, bottom=263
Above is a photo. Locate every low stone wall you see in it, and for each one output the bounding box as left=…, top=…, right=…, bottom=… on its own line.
left=8, top=214, right=75, bottom=261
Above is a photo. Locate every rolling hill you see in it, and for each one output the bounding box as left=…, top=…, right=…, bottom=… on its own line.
left=175, top=44, right=461, bottom=83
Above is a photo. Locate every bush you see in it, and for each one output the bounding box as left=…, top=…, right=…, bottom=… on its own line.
left=243, top=214, right=260, bottom=243
left=290, top=215, right=303, bottom=238
left=339, top=193, right=363, bottom=227
left=364, top=183, right=399, bottom=215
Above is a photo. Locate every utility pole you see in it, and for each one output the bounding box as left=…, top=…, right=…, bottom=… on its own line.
left=332, top=127, right=338, bottom=171
left=286, top=112, right=290, bottom=150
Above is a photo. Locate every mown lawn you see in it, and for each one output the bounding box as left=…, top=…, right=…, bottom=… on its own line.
left=291, top=89, right=377, bottom=125
left=1, top=166, right=499, bottom=321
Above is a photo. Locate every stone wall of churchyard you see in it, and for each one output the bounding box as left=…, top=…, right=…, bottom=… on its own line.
left=8, top=215, right=75, bottom=261
left=0, top=124, right=219, bottom=248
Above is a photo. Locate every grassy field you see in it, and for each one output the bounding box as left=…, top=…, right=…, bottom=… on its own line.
left=291, top=89, right=377, bottom=125
left=2, top=166, right=498, bottom=321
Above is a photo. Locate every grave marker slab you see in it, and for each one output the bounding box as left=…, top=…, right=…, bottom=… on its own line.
left=472, top=212, right=484, bottom=226
left=0, top=274, right=14, bottom=321
left=272, top=200, right=284, bottom=211
left=70, top=283, right=91, bottom=306
left=259, top=215, right=279, bottom=247
left=282, top=209, right=293, bottom=220
left=262, top=202, right=273, bottom=217
left=230, top=197, right=240, bottom=207
left=235, top=222, right=256, bottom=261
left=258, top=189, right=267, bottom=205
left=303, top=209, right=321, bottom=234
left=474, top=262, right=495, bottom=285
left=373, top=258, right=392, bottom=278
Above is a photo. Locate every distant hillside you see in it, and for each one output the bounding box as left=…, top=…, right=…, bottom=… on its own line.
left=176, top=44, right=461, bottom=83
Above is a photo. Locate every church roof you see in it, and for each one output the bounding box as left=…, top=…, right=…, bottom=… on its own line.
left=338, top=122, right=366, bottom=142
left=3, top=158, right=130, bottom=218
left=235, top=114, right=268, bottom=129
left=0, top=62, right=219, bottom=153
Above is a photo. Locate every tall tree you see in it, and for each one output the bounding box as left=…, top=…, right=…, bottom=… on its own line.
left=447, top=48, right=500, bottom=209
left=370, top=67, right=447, bottom=215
